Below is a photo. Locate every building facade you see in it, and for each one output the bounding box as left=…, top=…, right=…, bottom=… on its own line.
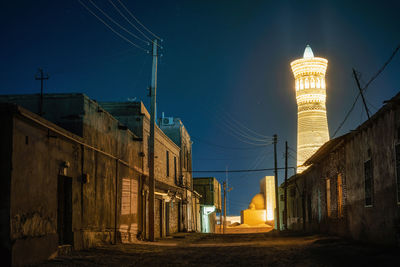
left=100, top=102, right=200, bottom=234
left=193, top=177, right=221, bottom=233
left=291, top=45, right=330, bottom=172
left=0, top=94, right=200, bottom=265
left=279, top=92, right=400, bottom=245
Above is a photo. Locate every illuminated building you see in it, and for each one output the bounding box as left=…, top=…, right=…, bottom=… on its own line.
left=291, top=45, right=330, bottom=172
left=241, top=176, right=275, bottom=225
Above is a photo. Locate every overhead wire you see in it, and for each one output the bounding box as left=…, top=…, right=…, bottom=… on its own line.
left=108, top=0, right=163, bottom=49
left=332, top=44, right=400, bottom=138
left=189, top=167, right=295, bottom=173
left=222, top=110, right=272, bottom=139
left=215, top=117, right=273, bottom=146
left=217, top=126, right=273, bottom=146
left=115, top=0, right=162, bottom=40
left=78, top=0, right=149, bottom=53
left=222, top=147, right=273, bottom=185
left=220, top=119, right=273, bottom=143
left=191, top=136, right=270, bottom=150
left=88, top=0, right=150, bottom=45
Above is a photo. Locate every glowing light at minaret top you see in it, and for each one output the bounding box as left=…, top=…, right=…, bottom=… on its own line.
left=290, top=45, right=330, bottom=173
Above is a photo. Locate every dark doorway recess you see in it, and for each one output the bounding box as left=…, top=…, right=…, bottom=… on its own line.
left=166, top=202, right=170, bottom=236
left=57, top=175, right=73, bottom=245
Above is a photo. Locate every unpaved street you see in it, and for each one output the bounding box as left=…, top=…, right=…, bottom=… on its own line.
left=38, top=232, right=399, bottom=266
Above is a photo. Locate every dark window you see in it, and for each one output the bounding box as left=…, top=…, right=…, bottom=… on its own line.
left=395, top=144, right=400, bottom=202
left=174, top=157, right=177, bottom=184
left=290, top=187, right=296, bottom=197
left=326, top=178, right=331, bottom=217
left=364, top=160, right=373, bottom=206
left=184, top=147, right=187, bottom=169
left=397, top=127, right=400, bottom=141
left=166, top=151, right=170, bottom=177
left=186, top=151, right=189, bottom=171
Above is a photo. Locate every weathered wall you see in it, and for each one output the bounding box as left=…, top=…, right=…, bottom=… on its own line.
left=345, top=108, right=399, bottom=244
left=10, top=111, right=82, bottom=265
left=0, top=105, right=13, bottom=266
left=79, top=97, right=142, bottom=247
left=0, top=95, right=144, bottom=265
left=282, top=97, right=400, bottom=246
left=101, top=102, right=198, bottom=234
left=193, top=177, right=221, bottom=211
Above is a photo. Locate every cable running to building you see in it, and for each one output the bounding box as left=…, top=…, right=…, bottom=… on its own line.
left=191, top=136, right=271, bottom=150
left=332, top=44, right=400, bottom=137
left=189, top=167, right=296, bottom=173
left=115, top=0, right=162, bottom=40
left=78, top=0, right=149, bottom=53
left=220, top=119, right=273, bottom=144
left=87, top=0, right=150, bottom=45
left=108, top=0, right=163, bottom=49
left=222, top=110, right=272, bottom=139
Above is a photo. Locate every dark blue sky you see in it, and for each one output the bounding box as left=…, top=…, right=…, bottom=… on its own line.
left=1, top=0, right=399, bottom=215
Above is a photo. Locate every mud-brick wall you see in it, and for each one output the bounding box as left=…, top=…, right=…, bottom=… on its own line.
left=0, top=107, right=13, bottom=266
left=154, top=198, right=162, bottom=238
left=345, top=109, right=400, bottom=245
left=142, top=117, right=180, bottom=187
left=168, top=200, right=179, bottom=234
left=118, top=164, right=139, bottom=243
left=10, top=114, right=82, bottom=266
left=76, top=97, right=142, bottom=248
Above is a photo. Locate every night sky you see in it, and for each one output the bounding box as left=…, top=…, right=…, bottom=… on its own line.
left=1, top=0, right=399, bottom=215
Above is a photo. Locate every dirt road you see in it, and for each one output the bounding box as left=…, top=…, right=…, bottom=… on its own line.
left=38, top=232, right=399, bottom=266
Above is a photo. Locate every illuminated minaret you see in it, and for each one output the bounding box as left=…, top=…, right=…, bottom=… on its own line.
left=291, top=45, right=329, bottom=173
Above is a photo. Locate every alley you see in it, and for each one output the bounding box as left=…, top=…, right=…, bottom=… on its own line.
left=38, top=232, right=398, bottom=266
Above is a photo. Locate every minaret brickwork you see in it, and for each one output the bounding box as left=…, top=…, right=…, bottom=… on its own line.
left=291, top=45, right=329, bottom=173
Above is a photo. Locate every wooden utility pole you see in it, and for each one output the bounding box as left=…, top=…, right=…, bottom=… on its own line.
left=284, top=141, right=288, bottom=230
left=149, top=40, right=158, bottom=241
left=223, top=181, right=226, bottom=234
left=219, top=210, right=222, bottom=233
left=273, top=134, right=280, bottom=231
left=35, top=68, right=49, bottom=116
left=352, top=68, right=370, bottom=120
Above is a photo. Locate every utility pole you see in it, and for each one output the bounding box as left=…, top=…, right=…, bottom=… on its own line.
left=352, top=68, right=370, bottom=120
left=35, top=68, right=49, bottom=116
left=223, top=181, right=226, bottom=234
left=284, top=141, right=288, bottom=230
left=219, top=208, right=222, bottom=233
left=149, top=39, right=158, bottom=241
left=273, top=134, right=280, bottom=231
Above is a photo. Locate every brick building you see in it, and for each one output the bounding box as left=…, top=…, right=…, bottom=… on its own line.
left=0, top=94, right=200, bottom=265
left=279, top=92, right=400, bottom=245
left=193, top=177, right=222, bottom=233
left=100, top=103, right=201, bottom=234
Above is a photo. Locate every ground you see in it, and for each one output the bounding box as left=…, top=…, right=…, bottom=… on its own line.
left=37, top=232, right=399, bottom=266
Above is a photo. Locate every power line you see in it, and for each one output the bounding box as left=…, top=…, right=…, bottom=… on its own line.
left=88, top=0, right=150, bottom=45
left=332, top=44, right=400, bottom=137
left=363, top=44, right=400, bottom=92
left=78, top=0, right=149, bottom=53
left=222, top=110, right=272, bottom=139
left=115, top=0, right=162, bottom=40
left=195, top=153, right=270, bottom=161
left=220, top=119, right=273, bottom=144
left=215, top=117, right=273, bottom=146
left=192, top=136, right=271, bottom=150
left=189, top=167, right=296, bottom=173
left=108, top=0, right=163, bottom=49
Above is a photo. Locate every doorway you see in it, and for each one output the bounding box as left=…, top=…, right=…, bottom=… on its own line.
left=57, top=175, right=73, bottom=245
left=165, top=202, right=170, bottom=236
